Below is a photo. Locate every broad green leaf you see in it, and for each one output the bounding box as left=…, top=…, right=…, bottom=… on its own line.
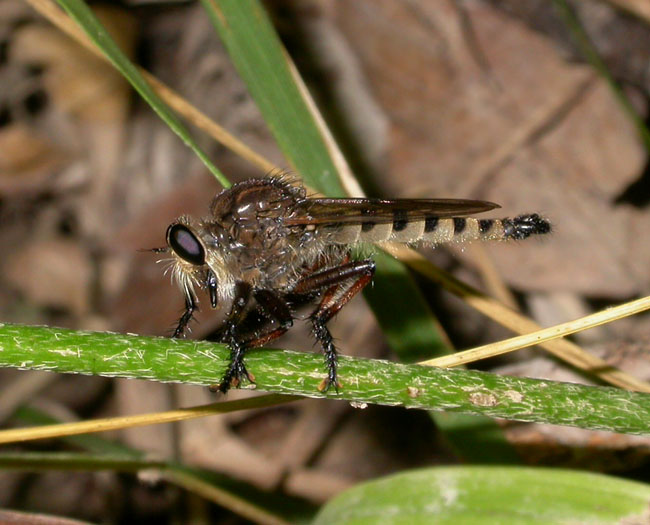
left=314, top=466, right=650, bottom=525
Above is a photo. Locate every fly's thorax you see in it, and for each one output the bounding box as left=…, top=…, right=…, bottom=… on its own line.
left=208, top=180, right=303, bottom=259
left=210, top=176, right=305, bottom=224
left=205, top=184, right=319, bottom=292
left=200, top=217, right=298, bottom=299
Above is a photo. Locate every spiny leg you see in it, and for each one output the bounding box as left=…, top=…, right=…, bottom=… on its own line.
left=217, top=287, right=295, bottom=392
left=217, top=281, right=253, bottom=392
left=172, top=270, right=217, bottom=338
left=293, top=260, right=376, bottom=392
left=313, top=264, right=375, bottom=392
left=172, top=290, right=198, bottom=338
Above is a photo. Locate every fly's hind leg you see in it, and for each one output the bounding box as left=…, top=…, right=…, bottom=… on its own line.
left=293, top=259, right=376, bottom=393
left=243, top=289, right=294, bottom=347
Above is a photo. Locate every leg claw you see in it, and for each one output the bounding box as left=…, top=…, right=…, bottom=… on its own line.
left=215, top=361, right=255, bottom=394
left=318, top=377, right=342, bottom=393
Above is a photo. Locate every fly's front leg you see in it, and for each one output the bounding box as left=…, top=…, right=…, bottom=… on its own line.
left=217, top=281, right=253, bottom=393
left=293, top=260, right=376, bottom=393
left=172, top=269, right=216, bottom=338
left=172, top=291, right=198, bottom=338
left=205, top=268, right=218, bottom=308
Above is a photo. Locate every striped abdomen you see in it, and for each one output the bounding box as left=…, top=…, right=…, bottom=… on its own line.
left=325, top=213, right=551, bottom=245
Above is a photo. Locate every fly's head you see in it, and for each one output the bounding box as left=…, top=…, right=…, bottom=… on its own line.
left=163, top=217, right=228, bottom=309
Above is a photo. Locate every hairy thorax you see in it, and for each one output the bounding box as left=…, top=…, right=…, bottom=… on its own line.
left=207, top=178, right=342, bottom=292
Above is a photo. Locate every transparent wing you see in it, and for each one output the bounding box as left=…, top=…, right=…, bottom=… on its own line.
left=284, top=197, right=500, bottom=226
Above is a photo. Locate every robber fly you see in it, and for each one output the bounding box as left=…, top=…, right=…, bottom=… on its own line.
left=159, top=176, right=550, bottom=393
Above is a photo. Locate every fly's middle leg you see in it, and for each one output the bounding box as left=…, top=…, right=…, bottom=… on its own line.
left=216, top=287, right=295, bottom=392
left=242, top=289, right=294, bottom=347
left=216, top=281, right=253, bottom=393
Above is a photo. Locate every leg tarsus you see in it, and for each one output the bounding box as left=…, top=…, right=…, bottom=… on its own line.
left=312, top=320, right=341, bottom=392
left=216, top=282, right=253, bottom=393
left=217, top=340, right=255, bottom=393
left=173, top=292, right=197, bottom=338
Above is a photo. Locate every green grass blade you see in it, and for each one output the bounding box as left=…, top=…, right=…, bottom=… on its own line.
left=314, top=466, right=650, bottom=524
left=364, top=252, right=448, bottom=361
left=0, top=451, right=163, bottom=471
left=54, top=0, right=229, bottom=187
left=201, top=0, right=343, bottom=195
left=2, top=323, right=650, bottom=435
left=202, top=0, right=515, bottom=461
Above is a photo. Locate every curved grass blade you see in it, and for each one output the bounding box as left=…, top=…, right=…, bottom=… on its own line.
left=201, top=0, right=343, bottom=196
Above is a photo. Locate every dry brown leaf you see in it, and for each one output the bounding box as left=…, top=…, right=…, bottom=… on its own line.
left=0, top=123, right=64, bottom=188
left=11, top=7, right=136, bottom=122
left=176, top=386, right=285, bottom=490
left=606, top=0, right=650, bottom=22
left=4, top=238, right=92, bottom=316
left=330, top=0, right=647, bottom=296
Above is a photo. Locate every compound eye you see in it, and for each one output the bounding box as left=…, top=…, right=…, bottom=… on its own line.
left=167, top=224, right=205, bottom=265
